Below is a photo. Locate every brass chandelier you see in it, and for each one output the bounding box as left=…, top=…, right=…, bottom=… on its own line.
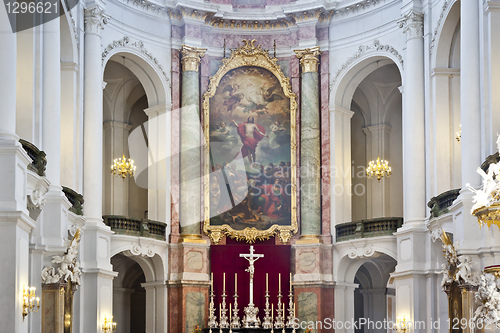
left=111, top=155, right=136, bottom=179
left=366, top=157, right=391, bottom=181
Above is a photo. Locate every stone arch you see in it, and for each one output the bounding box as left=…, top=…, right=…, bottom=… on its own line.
left=336, top=246, right=398, bottom=284
left=102, top=45, right=169, bottom=107
left=433, top=0, right=460, bottom=68
left=331, top=48, right=403, bottom=110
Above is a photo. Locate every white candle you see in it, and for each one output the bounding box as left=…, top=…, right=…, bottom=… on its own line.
left=272, top=303, right=274, bottom=321
left=211, top=272, right=213, bottom=291
left=290, top=272, right=292, bottom=293
left=279, top=273, right=281, bottom=292
left=230, top=303, right=232, bottom=321
left=293, top=302, right=296, bottom=318
left=223, top=272, right=225, bottom=293
left=266, top=273, right=269, bottom=292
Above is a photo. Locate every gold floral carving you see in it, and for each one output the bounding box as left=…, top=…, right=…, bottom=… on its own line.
left=294, top=46, right=321, bottom=73
left=181, top=45, right=207, bottom=72
left=202, top=39, right=298, bottom=245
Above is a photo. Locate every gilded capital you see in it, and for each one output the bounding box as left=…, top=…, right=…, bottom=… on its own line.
left=294, top=46, right=321, bottom=73
left=180, top=45, right=207, bottom=72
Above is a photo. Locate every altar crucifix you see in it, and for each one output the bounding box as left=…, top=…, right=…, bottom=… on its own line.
left=240, top=245, right=264, bottom=328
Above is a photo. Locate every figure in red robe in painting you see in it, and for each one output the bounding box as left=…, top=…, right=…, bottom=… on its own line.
left=232, top=116, right=267, bottom=163
left=257, top=179, right=288, bottom=218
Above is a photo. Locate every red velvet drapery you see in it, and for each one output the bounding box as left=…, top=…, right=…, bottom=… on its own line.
left=210, top=239, right=292, bottom=317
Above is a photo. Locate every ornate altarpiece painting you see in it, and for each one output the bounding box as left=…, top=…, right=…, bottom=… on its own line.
left=203, top=40, right=298, bottom=244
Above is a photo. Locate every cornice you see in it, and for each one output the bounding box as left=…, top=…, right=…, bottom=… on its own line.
left=112, top=0, right=389, bottom=30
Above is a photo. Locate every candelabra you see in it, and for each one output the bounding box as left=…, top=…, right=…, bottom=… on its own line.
left=102, top=315, right=117, bottom=333
left=286, top=289, right=295, bottom=329
left=261, top=289, right=272, bottom=328
left=208, top=288, right=218, bottom=331
left=231, top=292, right=241, bottom=328
left=219, top=291, right=229, bottom=328
left=22, top=286, right=40, bottom=320
left=274, top=291, right=285, bottom=328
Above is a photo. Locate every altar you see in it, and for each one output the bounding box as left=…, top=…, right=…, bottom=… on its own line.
left=208, top=244, right=297, bottom=331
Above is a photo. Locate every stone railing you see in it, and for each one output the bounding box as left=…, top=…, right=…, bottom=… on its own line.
left=481, top=152, right=500, bottom=173
left=62, top=186, right=84, bottom=216
left=103, top=215, right=167, bottom=241
left=427, top=188, right=461, bottom=218
left=19, top=139, right=47, bottom=176
left=336, top=217, right=403, bottom=242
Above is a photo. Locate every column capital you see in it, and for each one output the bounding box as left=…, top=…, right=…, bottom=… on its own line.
left=180, top=45, right=206, bottom=72
left=294, top=46, right=321, bottom=73
left=84, top=5, right=108, bottom=34
left=397, top=10, right=423, bottom=40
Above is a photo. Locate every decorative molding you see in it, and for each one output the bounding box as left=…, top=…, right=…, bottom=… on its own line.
left=397, top=10, right=424, bottom=40
left=84, top=5, right=108, bottom=34
left=115, top=0, right=386, bottom=30
left=101, top=36, right=170, bottom=85
left=429, top=0, right=453, bottom=53
left=331, top=40, right=403, bottom=88
left=62, top=0, right=79, bottom=50
left=130, top=245, right=155, bottom=257
left=101, top=36, right=130, bottom=61
left=347, top=246, right=375, bottom=259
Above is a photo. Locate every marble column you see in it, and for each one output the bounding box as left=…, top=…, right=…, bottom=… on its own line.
left=295, top=47, right=322, bottom=239
left=42, top=15, right=61, bottom=187
left=80, top=6, right=116, bottom=333
left=41, top=14, right=72, bottom=248
left=0, top=5, right=34, bottom=333
left=83, top=5, right=107, bottom=226
left=398, top=11, right=426, bottom=225
left=393, top=11, right=429, bottom=330
left=460, top=0, right=481, bottom=189
left=0, top=6, right=17, bottom=141
left=456, top=0, right=484, bottom=256
left=179, top=45, right=206, bottom=238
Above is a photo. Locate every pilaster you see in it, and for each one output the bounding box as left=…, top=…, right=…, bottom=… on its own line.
left=295, top=47, right=322, bottom=240
left=179, top=45, right=206, bottom=238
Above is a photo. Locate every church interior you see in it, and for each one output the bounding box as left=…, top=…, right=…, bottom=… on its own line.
left=2, top=0, right=500, bottom=332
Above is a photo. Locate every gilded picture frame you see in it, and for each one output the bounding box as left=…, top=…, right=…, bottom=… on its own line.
left=202, top=39, right=298, bottom=244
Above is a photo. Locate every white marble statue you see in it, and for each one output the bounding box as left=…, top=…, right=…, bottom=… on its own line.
left=474, top=273, right=500, bottom=328
left=41, top=229, right=82, bottom=286
left=468, top=134, right=500, bottom=212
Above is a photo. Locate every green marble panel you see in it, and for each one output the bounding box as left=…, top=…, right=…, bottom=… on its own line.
left=300, top=72, right=321, bottom=235
left=180, top=71, right=202, bottom=235
left=185, top=291, right=205, bottom=333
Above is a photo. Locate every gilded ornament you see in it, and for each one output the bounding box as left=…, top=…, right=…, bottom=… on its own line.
left=294, top=46, right=321, bottom=73
left=181, top=45, right=207, bottom=72
left=203, top=39, right=298, bottom=244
